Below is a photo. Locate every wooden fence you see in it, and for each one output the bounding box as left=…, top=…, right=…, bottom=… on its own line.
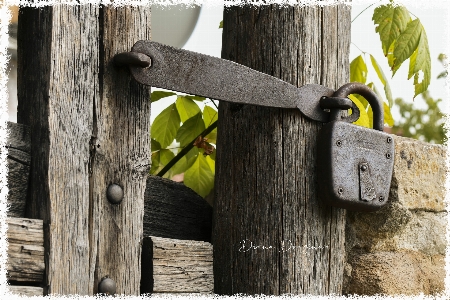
left=5, top=122, right=214, bottom=296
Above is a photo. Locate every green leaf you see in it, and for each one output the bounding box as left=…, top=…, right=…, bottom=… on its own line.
left=407, top=23, right=431, bottom=98
left=209, top=149, right=216, bottom=161
left=350, top=55, right=368, bottom=84
left=392, top=19, right=422, bottom=72
left=184, top=95, right=206, bottom=102
left=437, top=71, right=448, bottom=79
left=176, top=113, right=206, bottom=147
left=366, top=82, right=394, bottom=127
left=186, top=147, right=200, bottom=164
left=171, top=147, right=200, bottom=176
left=151, top=103, right=180, bottom=148
left=383, top=101, right=394, bottom=127
left=349, top=55, right=369, bottom=107
left=170, top=156, right=189, bottom=176
left=176, top=96, right=201, bottom=122
left=150, top=149, right=175, bottom=178
left=203, top=105, right=218, bottom=144
left=349, top=95, right=370, bottom=128
left=150, top=152, right=159, bottom=174
left=373, top=4, right=410, bottom=56
left=219, top=20, right=223, bottom=29
left=151, top=138, right=161, bottom=152
left=386, top=41, right=399, bottom=73
left=367, top=105, right=373, bottom=129
left=363, top=89, right=394, bottom=128
left=203, top=105, right=218, bottom=127
left=368, top=82, right=385, bottom=105
left=151, top=91, right=176, bottom=102
left=206, top=155, right=215, bottom=174
left=370, top=54, right=393, bottom=107
left=184, top=154, right=215, bottom=198
left=205, top=131, right=217, bottom=145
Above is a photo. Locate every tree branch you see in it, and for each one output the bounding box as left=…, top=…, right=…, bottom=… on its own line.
left=156, top=120, right=218, bottom=177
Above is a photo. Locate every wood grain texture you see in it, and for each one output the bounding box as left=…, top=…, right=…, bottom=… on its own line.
left=18, top=6, right=96, bottom=294
left=17, top=5, right=151, bottom=295
left=141, top=236, right=213, bottom=294
left=6, top=122, right=30, bottom=218
left=144, top=176, right=212, bottom=242
left=90, top=6, right=151, bottom=295
left=6, top=218, right=44, bottom=283
left=8, top=286, right=44, bottom=297
left=214, top=5, right=351, bottom=295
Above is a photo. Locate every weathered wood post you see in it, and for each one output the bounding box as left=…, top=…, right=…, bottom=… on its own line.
left=17, top=5, right=151, bottom=295
left=214, top=5, right=351, bottom=295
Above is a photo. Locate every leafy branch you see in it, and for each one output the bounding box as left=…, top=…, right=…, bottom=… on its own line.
left=348, top=1, right=432, bottom=129
left=372, top=2, right=431, bottom=98
left=150, top=91, right=218, bottom=197
left=156, top=120, right=217, bottom=177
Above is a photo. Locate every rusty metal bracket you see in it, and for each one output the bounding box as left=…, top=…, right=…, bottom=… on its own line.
left=114, top=40, right=335, bottom=123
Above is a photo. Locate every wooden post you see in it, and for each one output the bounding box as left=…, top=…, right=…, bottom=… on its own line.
left=17, top=5, right=151, bottom=295
left=214, top=5, right=351, bottom=295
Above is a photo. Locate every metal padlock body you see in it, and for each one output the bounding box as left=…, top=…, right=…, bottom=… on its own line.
left=317, top=121, right=394, bottom=211
left=317, top=82, right=394, bottom=211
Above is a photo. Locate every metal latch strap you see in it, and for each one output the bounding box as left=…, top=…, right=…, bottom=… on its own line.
left=114, top=40, right=335, bottom=123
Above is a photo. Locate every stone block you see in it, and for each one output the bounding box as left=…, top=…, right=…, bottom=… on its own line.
left=346, top=209, right=447, bottom=255
left=344, top=250, right=445, bottom=296
left=391, top=136, right=446, bottom=212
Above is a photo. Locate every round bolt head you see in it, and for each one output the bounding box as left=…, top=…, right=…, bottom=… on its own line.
left=106, top=184, right=124, bottom=204
left=336, top=140, right=342, bottom=147
left=98, top=277, right=116, bottom=295
left=360, top=164, right=367, bottom=171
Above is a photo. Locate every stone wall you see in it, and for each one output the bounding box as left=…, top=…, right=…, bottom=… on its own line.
left=343, top=135, right=447, bottom=295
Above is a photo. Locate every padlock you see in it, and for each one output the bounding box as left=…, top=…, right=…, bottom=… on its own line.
left=316, top=83, right=394, bottom=212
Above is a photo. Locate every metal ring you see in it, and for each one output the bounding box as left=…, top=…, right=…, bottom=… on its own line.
left=341, top=100, right=360, bottom=124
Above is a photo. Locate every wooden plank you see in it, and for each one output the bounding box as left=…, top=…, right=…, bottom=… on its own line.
left=6, top=121, right=30, bottom=218
left=214, top=5, right=350, bottom=295
left=8, top=286, right=44, bottom=297
left=141, top=236, right=213, bottom=294
left=17, top=5, right=151, bottom=295
left=6, top=218, right=44, bottom=283
left=144, top=176, right=212, bottom=242
left=90, top=6, right=151, bottom=295
left=17, top=6, right=98, bottom=295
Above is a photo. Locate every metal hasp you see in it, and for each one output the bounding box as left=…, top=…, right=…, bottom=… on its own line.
left=316, top=83, right=394, bottom=212
left=115, top=40, right=335, bottom=122
left=113, top=42, right=394, bottom=212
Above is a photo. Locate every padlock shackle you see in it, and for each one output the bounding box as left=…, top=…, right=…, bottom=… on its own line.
left=333, top=83, right=384, bottom=131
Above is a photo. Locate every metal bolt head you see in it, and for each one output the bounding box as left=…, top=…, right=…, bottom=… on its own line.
left=360, top=164, right=367, bottom=172
left=106, top=184, right=123, bottom=204
left=98, top=277, right=116, bottom=295
left=387, top=137, right=392, bottom=143
left=336, top=140, right=342, bottom=147
left=379, top=196, right=385, bottom=202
